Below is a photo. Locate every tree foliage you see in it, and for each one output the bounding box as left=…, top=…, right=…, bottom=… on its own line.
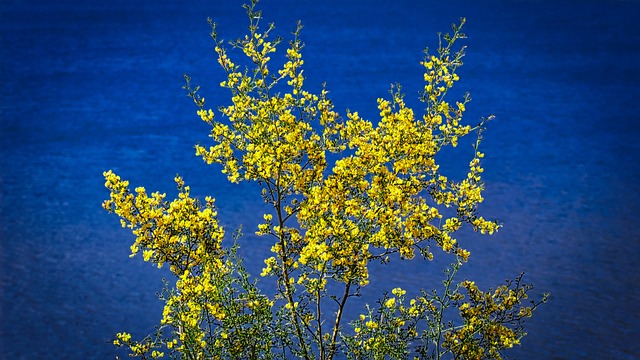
left=104, top=1, right=547, bottom=359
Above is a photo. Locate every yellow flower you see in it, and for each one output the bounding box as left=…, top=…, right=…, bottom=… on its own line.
left=385, top=297, right=396, bottom=308
left=392, top=287, right=406, bottom=297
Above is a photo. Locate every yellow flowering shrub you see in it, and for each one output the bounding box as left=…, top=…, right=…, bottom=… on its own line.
left=104, top=1, right=546, bottom=359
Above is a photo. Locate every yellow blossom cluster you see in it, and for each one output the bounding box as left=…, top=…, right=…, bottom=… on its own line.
left=347, top=287, right=436, bottom=358
left=103, top=171, right=224, bottom=275
left=193, top=18, right=342, bottom=192
left=187, top=6, right=498, bottom=299
left=112, top=331, right=163, bottom=358
left=104, top=170, right=236, bottom=357
left=295, top=82, right=496, bottom=286
left=442, top=278, right=542, bottom=359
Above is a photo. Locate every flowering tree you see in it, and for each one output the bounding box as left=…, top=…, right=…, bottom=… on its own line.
left=103, top=1, right=547, bottom=359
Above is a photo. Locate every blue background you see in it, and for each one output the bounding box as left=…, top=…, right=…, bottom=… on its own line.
left=1, top=0, right=639, bottom=358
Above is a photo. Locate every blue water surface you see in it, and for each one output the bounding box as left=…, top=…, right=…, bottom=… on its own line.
left=1, top=0, right=639, bottom=359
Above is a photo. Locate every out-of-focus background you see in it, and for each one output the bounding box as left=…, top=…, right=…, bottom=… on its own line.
left=2, top=0, right=639, bottom=358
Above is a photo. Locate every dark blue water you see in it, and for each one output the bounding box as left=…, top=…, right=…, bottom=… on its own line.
left=2, top=0, right=639, bottom=358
